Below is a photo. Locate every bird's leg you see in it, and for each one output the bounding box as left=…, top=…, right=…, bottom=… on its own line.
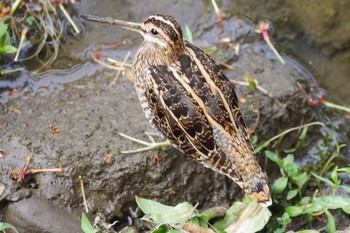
left=118, top=132, right=171, bottom=154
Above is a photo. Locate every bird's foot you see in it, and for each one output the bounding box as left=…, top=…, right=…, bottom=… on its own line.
left=118, top=132, right=171, bottom=154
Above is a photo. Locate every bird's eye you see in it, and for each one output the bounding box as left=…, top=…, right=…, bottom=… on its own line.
left=150, top=28, right=158, bottom=35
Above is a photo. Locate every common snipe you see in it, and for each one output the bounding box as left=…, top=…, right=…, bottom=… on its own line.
left=81, top=13, right=272, bottom=206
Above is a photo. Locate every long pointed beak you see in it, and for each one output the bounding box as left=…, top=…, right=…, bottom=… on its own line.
left=80, top=15, right=142, bottom=33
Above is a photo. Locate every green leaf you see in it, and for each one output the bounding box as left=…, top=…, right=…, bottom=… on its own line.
left=285, top=206, right=303, bottom=217
left=81, top=213, right=95, bottom=233
left=340, top=185, right=350, bottom=194
left=255, top=140, right=271, bottom=153
left=0, top=222, right=19, bottom=233
left=342, top=206, right=350, bottom=214
left=330, top=166, right=339, bottom=184
left=0, top=21, right=8, bottom=39
left=272, top=176, right=288, bottom=194
left=299, top=126, right=308, bottom=140
left=311, top=172, right=335, bottom=187
left=251, top=135, right=258, bottom=144
left=314, top=196, right=350, bottom=213
left=136, top=196, right=195, bottom=224
left=276, top=212, right=291, bottom=225
left=265, top=151, right=283, bottom=167
left=202, top=46, right=217, bottom=54
left=283, top=154, right=298, bottom=177
left=297, top=230, right=319, bottom=233
left=245, top=74, right=257, bottom=91
left=151, top=225, right=182, bottom=233
left=283, top=154, right=294, bottom=164
left=213, top=202, right=244, bottom=230
left=3, top=30, right=10, bottom=45
left=303, top=202, right=323, bottom=214
left=274, top=228, right=285, bottom=233
left=338, top=167, right=350, bottom=173
left=224, top=201, right=271, bottom=233
left=325, top=210, right=336, bottom=233
left=299, top=196, right=311, bottom=205
left=184, top=25, right=193, bottom=43
left=199, top=206, right=226, bottom=222
left=293, top=172, right=309, bottom=189
left=151, top=224, right=170, bottom=233
left=287, top=189, right=298, bottom=200
left=0, top=45, right=17, bottom=54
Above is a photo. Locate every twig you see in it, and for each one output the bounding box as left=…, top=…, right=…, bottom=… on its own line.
left=210, top=0, right=224, bottom=26
left=10, top=0, right=22, bottom=15
left=255, top=121, right=326, bottom=153
left=0, top=67, right=24, bottom=75
left=93, top=58, right=125, bottom=71
left=14, top=28, right=28, bottom=62
left=110, top=51, right=131, bottom=86
left=322, top=100, right=350, bottom=113
left=79, top=176, right=89, bottom=213
left=256, top=121, right=340, bottom=172
left=28, top=168, right=64, bottom=173
left=11, top=156, right=64, bottom=183
left=255, top=21, right=285, bottom=64
left=297, top=82, right=350, bottom=113
left=231, top=80, right=272, bottom=98
left=58, top=3, right=80, bottom=34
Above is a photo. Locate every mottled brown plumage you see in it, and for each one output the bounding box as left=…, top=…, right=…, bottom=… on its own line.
left=81, top=13, right=272, bottom=206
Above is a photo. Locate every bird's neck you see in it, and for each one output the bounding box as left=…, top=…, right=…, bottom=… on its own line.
left=135, top=41, right=185, bottom=67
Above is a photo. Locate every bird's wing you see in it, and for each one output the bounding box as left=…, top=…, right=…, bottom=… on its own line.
left=143, top=43, right=259, bottom=182
left=184, top=42, right=253, bottom=149
left=145, top=63, right=235, bottom=175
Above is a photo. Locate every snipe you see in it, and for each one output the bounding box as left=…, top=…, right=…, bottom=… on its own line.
left=81, top=13, right=272, bottom=207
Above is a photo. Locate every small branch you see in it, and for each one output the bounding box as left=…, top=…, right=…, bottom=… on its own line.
left=210, top=0, right=224, bottom=26
left=230, top=80, right=272, bottom=98
left=58, top=3, right=80, bottom=34
left=11, top=156, right=64, bottom=183
left=256, top=21, right=285, bottom=64
left=255, top=122, right=326, bottom=153
left=110, top=51, right=131, bottom=86
left=28, top=168, right=64, bottom=174
left=14, top=28, right=28, bottom=62
left=10, top=0, right=22, bottom=15
left=322, top=100, right=350, bottom=113
left=79, top=176, right=89, bottom=213
left=297, top=81, right=350, bottom=113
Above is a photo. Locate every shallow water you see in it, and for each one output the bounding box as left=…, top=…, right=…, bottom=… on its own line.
left=2, top=0, right=349, bottom=106
left=224, top=0, right=350, bottom=103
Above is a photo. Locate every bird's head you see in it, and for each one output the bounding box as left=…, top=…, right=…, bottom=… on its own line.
left=80, top=13, right=185, bottom=60
left=139, top=13, right=185, bottom=59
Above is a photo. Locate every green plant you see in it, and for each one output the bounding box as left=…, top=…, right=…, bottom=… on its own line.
left=0, top=20, right=17, bottom=55
left=0, top=222, right=19, bottom=233
left=135, top=195, right=271, bottom=233
left=266, top=151, right=308, bottom=201
left=81, top=212, right=97, bottom=233
left=131, top=120, right=350, bottom=233
left=261, top=122, right=350, bottom=233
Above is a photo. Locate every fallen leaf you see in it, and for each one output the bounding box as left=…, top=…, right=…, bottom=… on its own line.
left=10, top=108, right=21, bottom=115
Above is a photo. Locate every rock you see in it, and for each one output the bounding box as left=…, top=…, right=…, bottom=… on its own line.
left=3, top=194, right=81, bottom=233
left=0, top=13, right=315, bottom=230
